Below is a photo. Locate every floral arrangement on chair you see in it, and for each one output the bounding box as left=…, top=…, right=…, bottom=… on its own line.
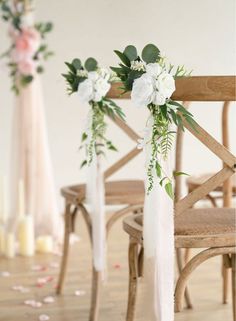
left=111, top=44, right=196, bottom=197
left=63, top=57, right=125, bottom=167
left=0, top=0, right=53, bottom=93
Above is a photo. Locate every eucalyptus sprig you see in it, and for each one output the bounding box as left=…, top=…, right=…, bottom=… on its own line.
left=112, top=44, right=196, bottom=198
left=63, top=57, right=125, bottom=168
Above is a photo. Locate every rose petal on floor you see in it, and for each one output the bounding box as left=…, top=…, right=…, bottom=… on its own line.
left=113, top=263, right=121, bottom=269
left=49, top=262, right=59, bottom=269
left=39, top=314, right=50, bottom=321
left=1, top=271, right=10, bottom=277
left=74, top=290, right=86, bottom=296
left=43, top=296, right=55, bottom=304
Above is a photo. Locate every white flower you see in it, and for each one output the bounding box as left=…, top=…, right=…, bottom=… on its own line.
left=77, top=69, right=88, bottom=77
left=146, top=63, right=162, bottom=78
left=153, top=92, right=166, bottom=106
left=131, top=73, right=155, bottom=108
left=77, top=70, right=111, bottom=103
left=156, top=72, right=175, bottom=98
left=131, top=60, right=146, bottom=72
left=98, top=67, right=110, bottom=81
left=77, top=79, right=94, bottom=103
left=94, top=77, right=111, bottom=102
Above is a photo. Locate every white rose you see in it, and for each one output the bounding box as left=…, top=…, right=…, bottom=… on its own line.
left=98, top=68, right=110, bottom=81
left=94, top=77, right=111, bottom=102
left=153, top=92, right=166, bottom=106
left=131, top=73, right=155, bottom=108
left=156, top=72, right=175, bottom=98
left=88, top=71, right=99, bottom=81
left=146, top=63, right=162, bottom=78
left=77, top=79, right=94, bottom=103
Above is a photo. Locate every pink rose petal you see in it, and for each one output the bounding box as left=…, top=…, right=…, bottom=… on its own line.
left=43, top=296, right=55, bottom=304
left=74, top=290, right=86, bottom=296
left=39, top=314, right=50, bottom=321
left=1, top=271, right=10, bottom=277
left=113, top=263, right=121, bottom=269
left=32, top=301, right=42, bottom=308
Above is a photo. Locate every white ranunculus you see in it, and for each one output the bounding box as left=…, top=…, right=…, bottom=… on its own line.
left=156, top=72, right=175, bottom=98
left=94, top=77, right=111, bottom=102
left=131, top=73, right=155, bottom=108
left=77, top=79, right=94, bottom=103
left=146, top=63, right=162, bottom=78
left=153, top=91, right=166, bottom=106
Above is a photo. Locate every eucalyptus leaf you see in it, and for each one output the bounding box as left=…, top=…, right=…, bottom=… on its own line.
left=123, top=45, right=138, bottom=61
left=85, top=57, right=98, bottom=71
left=72, top=58, right=82, bottom=70
left=141, top=44, right=160, bottom=63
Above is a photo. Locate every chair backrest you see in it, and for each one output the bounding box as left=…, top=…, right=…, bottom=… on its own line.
left=107, top=76, right=236, bottom=214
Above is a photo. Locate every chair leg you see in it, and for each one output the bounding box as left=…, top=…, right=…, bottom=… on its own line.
left=89, top=268, right=102, bottom=321
left=56, top=203, right=72, bottom=295
left=232, top=254, right=236, bottom=321
left=176, top=248, right=193, bottom=309
left=222, top=256, right=230, bottom=304
left=126, top=238, right=139, bottom=321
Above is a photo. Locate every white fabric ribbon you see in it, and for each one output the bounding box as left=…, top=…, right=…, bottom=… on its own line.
left=85, top=114, right=106, bottom=277
left=143, top=116, right=174, bottom=321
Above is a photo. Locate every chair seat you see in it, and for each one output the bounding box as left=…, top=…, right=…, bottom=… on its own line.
left=123, top=208, right=236, bottom=249
left=187, top=173, right=236, bottom=194
left=61, top=180, right=145, bottom=206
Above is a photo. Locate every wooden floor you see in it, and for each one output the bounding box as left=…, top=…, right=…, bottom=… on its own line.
left=0, top=213, right=232, bottom=321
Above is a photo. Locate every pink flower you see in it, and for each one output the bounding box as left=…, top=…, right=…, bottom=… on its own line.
left=13, top=27, right=40, bottom=62
left=18, top=59, right=36, bottom=75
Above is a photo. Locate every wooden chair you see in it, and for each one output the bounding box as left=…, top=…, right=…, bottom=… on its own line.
left=56, top=95, right=146, bottom=321
left=122, top=76, right=236, bottom=321
left=186, top=101, right=236, bottom=303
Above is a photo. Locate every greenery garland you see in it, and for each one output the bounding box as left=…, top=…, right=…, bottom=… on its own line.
left=63, top=57, right=125, bottom=168
left=111, top=44, right=197, bottom=198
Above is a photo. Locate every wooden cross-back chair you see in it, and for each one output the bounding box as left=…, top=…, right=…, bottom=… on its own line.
left=56, top=90, right=146, bottom=321
left=122, top=76, right=236, bottom=321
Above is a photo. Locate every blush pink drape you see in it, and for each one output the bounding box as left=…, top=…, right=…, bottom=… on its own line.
left=10, top=76, right=62, bottom=240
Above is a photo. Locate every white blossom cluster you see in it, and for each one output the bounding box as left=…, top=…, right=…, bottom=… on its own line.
left=77, top=68, right=111, bottom=103
left=131, top=63, right=175, bottom=107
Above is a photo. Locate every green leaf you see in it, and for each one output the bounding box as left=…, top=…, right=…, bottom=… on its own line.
left=173, top=171, right=190, bottom=177
left=141, top=44, right=160, bottom=63
left=165, top=182, right=174, bottom=199
left=80, top=160, right=87, bottom=169
left=36, top=66, right=44, bottom=73
left=155, top=162, right=162, bottom=178
left=72, top=58, right=81, bottom=70
left=81, top=132, right=88, bottom=142
left=123, top=45, right=138, bottom=61
left=20, top=75, right=34, bottom=86
left=85, top=57, right=97, bottom=71
left=114, top=50, right=131, bottom=67
left=65, top=62, right=76, bottom=74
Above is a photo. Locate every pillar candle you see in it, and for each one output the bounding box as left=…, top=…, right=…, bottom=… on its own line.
left=18, top=215, right=35, bottom=256
left=0, top=225, right=5, bottom=254
left=5, top=233, right=15, bottom=258
left=36, top=235, right=53, bottom=253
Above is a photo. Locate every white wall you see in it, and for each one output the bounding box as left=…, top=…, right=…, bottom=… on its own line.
left=0, top=0, right=236, bottom=209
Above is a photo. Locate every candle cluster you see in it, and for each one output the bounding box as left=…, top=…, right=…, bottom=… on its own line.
left=0, top=178, right=54, bottom=259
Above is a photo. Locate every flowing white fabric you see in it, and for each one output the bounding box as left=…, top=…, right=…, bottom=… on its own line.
left=86, top=142, right=106, bottom=276
left=10, top=76, right=62, bottom=240
left=143, top=116, right=174, bottom=321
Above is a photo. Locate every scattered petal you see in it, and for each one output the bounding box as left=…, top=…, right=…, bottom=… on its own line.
left=24, top=299, right=35, bottom=306
left=39, top=314, right=50, bottom=321
left=49, top=262, right=59, bottom=269
left=74, top=290, right=86, bottom=296
left=20, top=287, right=30, bottom=293
left=32, top=301, right=42, bottom=308
left=12, top=285, right=24, bottom=291
left=31, top=265, right=48, bottom=272
left=43, top=296, right=55, bottom=304
left=45, top=276, right=54, bottom=283
left=113, top=264, right=121, bottom=269
left=1, top=271, right=10, bottom=277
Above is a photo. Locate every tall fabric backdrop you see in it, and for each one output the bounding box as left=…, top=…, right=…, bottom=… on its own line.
left=10, top=76, right=62, bottom=240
